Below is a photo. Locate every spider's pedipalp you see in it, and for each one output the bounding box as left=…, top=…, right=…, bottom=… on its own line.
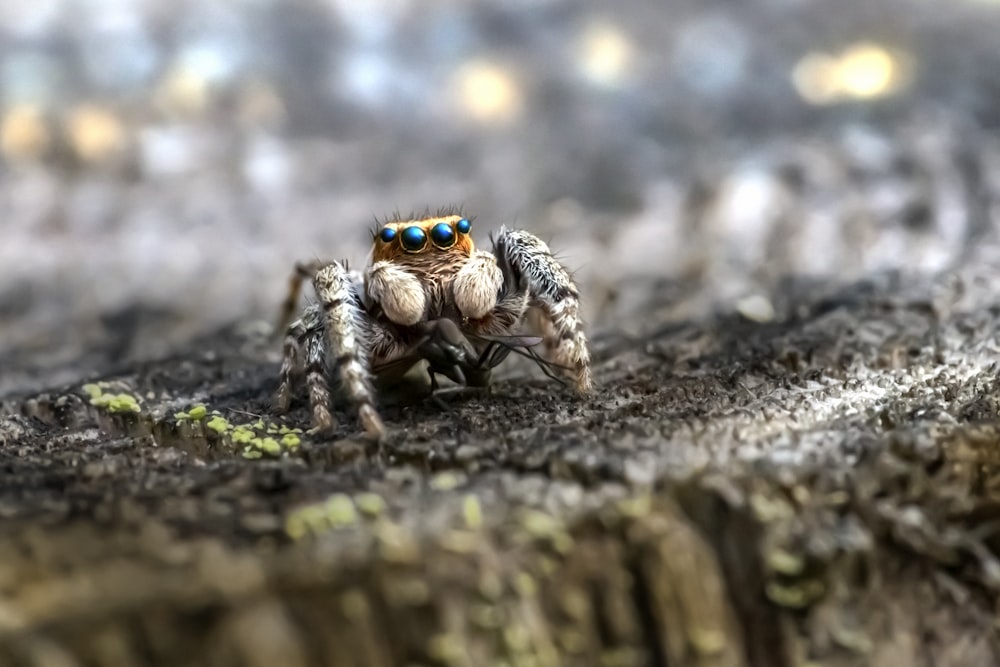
left=453, top=250, right=503, bottom=320
left=311, top=262, right=386, bottom=438
left=366, top=261, right=427, bottom=326
left=491, top=226, right=593, bottom=394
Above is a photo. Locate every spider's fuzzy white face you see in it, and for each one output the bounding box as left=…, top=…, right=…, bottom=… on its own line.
left=367, top=214, right=487, bottom=326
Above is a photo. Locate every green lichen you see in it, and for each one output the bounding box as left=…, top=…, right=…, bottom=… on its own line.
left=430, top=471, right=463, bottom=491
left=206, top=415, right=231, bottom=433
left=173, top=404, right=208, bottom=422
left=284, top=492, right=384, bottom=539
left=111, top=395, right=141, bottom=413
left=517, top=509, right=573, bottom=553
left=284, top=503, right=333, bottom=539
left=503, top=625, right=532, bottom=653
left=470, top=603, right=502, bottom=629
left=514, top=572, right=536, bottom=597
left=324, top=494, right=357, bottom=526
left=232, top=426, right=255, bottom=444
left=427, top=633, right=467, bottom=665
left=440, top=529, right=479, bottom=554
left=478, top=572, right=503, bottom=600
left=355, top=492, right=386, bottom=517
left=80, top=382, right=144, bottom=414
left=520, top=509, right=562, bottom=538
left=559, top=587, right=589, bottom=621
left=90, top=392, right=141, bottom=414
left=463, top=494, right=483, bottom=529
left=81, top=383, right=103, bottom=400
left=765, top=579, right=825, bottom=609
left=766, top=548, right=806, bottom=576
left=374, top=519, right=420, bottom=563
left=616, top=493, right=652, bottom=518
left=688, top=628, right=727, bottom=655
left=258, top=437, right=282, bottom=455
left=242, top=435, right=291, bottom=459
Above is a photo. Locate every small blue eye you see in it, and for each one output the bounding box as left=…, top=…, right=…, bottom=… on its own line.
left=456, top=218, right=471, bottom=234
left=430, top=222, right=456, bottom=248
left=379, top=227, right=397, bottom=243
left=400, top=225, right=427, bottom=252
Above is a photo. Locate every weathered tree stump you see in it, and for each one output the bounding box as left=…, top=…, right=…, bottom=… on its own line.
left=4, top=119, right=1000, bottom=666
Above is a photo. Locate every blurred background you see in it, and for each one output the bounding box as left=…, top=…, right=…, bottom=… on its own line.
left=1, top=0, right=999, bottom=393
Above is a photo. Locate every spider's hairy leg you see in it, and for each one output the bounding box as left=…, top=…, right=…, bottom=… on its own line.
left=274, top=259, right=328, bottom=339
left=492, top=226, right=593, bottom=394
left=312, top=262, right=386, bottom=438
left=453, top=250, right=504, bottom=319
left=366, top=261, right=426, bottom=326
left=274, top=305, right=339, bottom=430
left=275, top=311, right=313, bottom=413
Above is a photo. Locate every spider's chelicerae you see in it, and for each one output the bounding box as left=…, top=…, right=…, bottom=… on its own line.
left=274, top=212, right=593, bottom=438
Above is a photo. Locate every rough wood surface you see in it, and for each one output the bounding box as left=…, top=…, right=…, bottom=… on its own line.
left=5, top=115, right=1000, bottom=666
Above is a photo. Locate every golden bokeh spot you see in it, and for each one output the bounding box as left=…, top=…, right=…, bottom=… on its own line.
left=577, top=22, right=634, bottom=86
left=451, top=60, right=523, bottom=124
left=66, top=104, right=126, bottom=162
left=792, top=42, right=912, bottom=105
left=0, top=105, right=50, bottom=161
left=837, top=43, right=899, bottom=98
left=154, top=66, right=210, bottom=116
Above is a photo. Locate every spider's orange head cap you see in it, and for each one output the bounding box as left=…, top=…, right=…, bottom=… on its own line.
left=372, top=214, right=476, bottom=263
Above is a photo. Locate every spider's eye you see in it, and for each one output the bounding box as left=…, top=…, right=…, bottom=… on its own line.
left=430, top=222, right=456, bottom=248
left=456, top=218, right=471, bottom=234
left=379, top=227, right=397, bottom=243
left=400, top=225, right=428, bottom=252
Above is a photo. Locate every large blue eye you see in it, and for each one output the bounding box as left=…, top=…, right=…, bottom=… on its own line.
left=379, top=227, right=397, bottom=243
left=430, top=222, right=456, bottom=248
left=456, top=218, right=471, bottom=234
left=400, top=225, right=427, bottom=252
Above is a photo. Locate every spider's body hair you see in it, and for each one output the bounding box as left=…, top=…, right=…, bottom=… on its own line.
left=491, top=226, right=593, bottom=394
left=371, top=214, right=475, bottom=321
left=276, top=212, right=592, bottom=438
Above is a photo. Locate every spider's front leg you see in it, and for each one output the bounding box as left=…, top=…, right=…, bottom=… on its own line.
left=275, top=261, right=387, bottom=439
left=490, top=227, right=593, bottom=394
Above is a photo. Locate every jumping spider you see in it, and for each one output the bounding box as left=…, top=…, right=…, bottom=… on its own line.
left=274, top=212, right=593, bottom=438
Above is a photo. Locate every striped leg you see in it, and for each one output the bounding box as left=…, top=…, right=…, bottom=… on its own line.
left=311, top=262, right=385, bottom=438
left=274, top=314, right=310, bottom=413
left=491, top=227, right=593, bottom=394
left=274, top=262, right=387, bottom=439
left=274, top=259, right=328, bottom=340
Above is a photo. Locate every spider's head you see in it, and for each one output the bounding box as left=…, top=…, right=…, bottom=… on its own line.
left=372, top=214, right=475, bottom=265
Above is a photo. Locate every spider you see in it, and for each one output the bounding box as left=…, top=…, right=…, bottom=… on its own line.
left=274, top=211, right=593, bottom=438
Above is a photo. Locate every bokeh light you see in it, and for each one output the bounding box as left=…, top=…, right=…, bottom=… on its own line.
left=66, top=104, right=127, bottom=163
left=792, top=42, right=913, bottom=105
left=577, top=21, right=635, bottom=88
left=450, top=60, right=524, bottom=123
left=0, top=105, right=49, bottom=162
